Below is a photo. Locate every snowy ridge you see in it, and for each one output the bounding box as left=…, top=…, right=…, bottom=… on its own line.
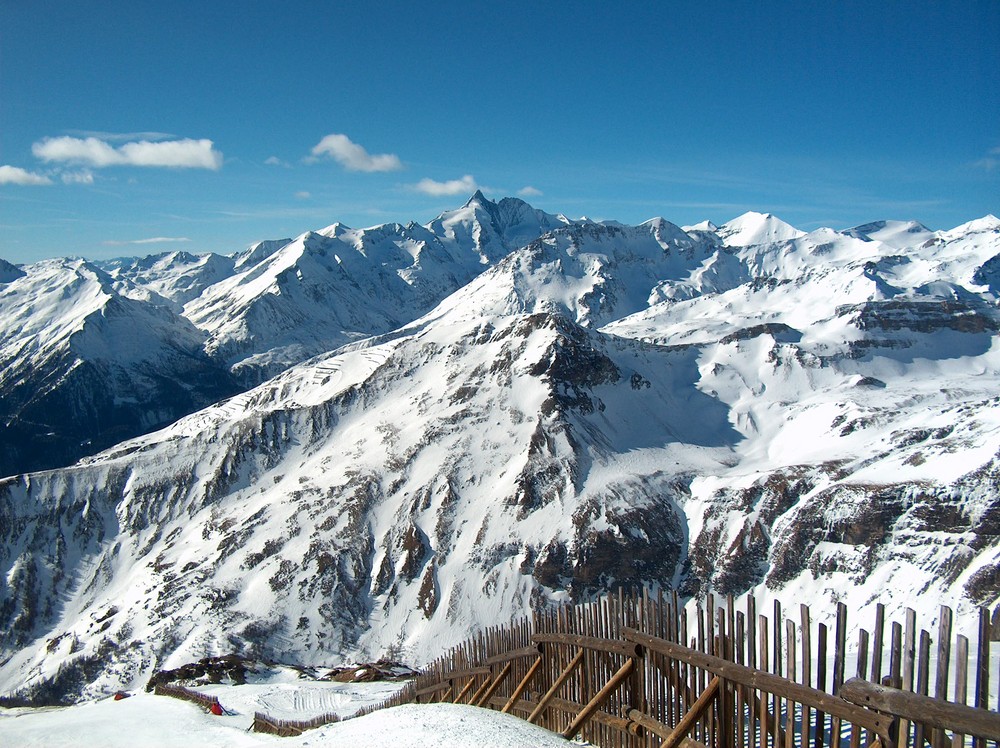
left=1, top=196, right=999, bottom=703
left=98, top=250, right=238, bottom=307
left=183, top=192, right=574, bottom=384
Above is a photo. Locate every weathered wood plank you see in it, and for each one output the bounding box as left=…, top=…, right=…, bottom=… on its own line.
left=831, top=602, right=847, bottom=748
left=786, top=618, right=797, bottom=748
left=541, top=696, right=643, bottom=735
left=899, top=608, right=916, bottom=748
left=485, top=642, right=543, bottom=666
left=533, top=632, right=642, bottom=659
left=933, top=606, right=954, bottom=748
left=839, top=677, right=1000, bottom=741
left=760, top=614, right=769, bottom=748
left=872, top=603, right=886, bottom=686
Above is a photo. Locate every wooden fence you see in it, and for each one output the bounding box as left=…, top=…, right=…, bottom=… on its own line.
left=252, top=710, right=341, bottom=736
left=404, top=589, right=1000, bottom=748
left=152, top=682, right=220, bottom=710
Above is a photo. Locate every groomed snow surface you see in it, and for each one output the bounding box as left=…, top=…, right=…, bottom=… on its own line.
left=0, top=684, right=578, bottom=748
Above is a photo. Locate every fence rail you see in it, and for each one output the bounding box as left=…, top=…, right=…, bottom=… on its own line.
left=404, top=590, right=999, bottom=748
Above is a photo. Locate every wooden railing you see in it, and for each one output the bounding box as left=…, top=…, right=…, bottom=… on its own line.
left=404, top=590, right=1000, bottom=748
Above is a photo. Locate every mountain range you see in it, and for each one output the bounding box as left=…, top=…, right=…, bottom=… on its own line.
left=1, top=193, right=998, bottom=703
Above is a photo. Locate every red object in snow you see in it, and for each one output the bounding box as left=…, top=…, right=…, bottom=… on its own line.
left=209, top=701, right=224, bottom=716
left=113, top=692, right=130, bottom=701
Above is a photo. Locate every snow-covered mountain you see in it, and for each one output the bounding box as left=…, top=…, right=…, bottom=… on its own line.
left=0, top=258, right=238, bottom=477
left=1, top=199, right=999, bottom=704
left=182, top=191, right=572, bottom=385
left=0, top=194, right=568, bottom=476
left=97, top=250, right=240, bottom=307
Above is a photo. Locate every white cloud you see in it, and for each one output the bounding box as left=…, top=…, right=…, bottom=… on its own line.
left=411, top=174, right=478, bottom=196
left=61, top=170, right=94, bottom=185
left=0, top=165, right=53, bottom=185
left=310, top=133, right=403, bottom=172
left=295, top=191, right=311, bottom=200
left=517, top=186, right=543, bottom=197
left=102, top=237, right=192, bottom=246
left=32, top=136, right=223, bottom=170
left=265, top=156, right=291, bottom=168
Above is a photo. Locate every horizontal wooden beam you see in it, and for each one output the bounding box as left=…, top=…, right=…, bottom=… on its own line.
left=622, top=628, right=893, bottom=740
left=415, top=681, right=452, bottom=697
left=436, top=666, right=490, bottom=681
left=533, top=632, right=643, bottom=659
left=626, top=708, right=709, bottom=748
left=485, top=643, right=544, bottom=666
left=840, top=677, right=1000, bottom=740
left=487, top=694, right=537, bottom=715
left=547, top=697, right=643, bottom=736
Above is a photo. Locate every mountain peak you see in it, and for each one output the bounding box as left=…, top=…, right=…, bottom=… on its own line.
left=943, top=214, right=1000, bottom=238
left=0, top=257, right=25, bottom=283
left=718, top=211, right=804, bottom=246
left=464, top=189, right=492, bottom=208
left=682, top=220, right=719, bottom=233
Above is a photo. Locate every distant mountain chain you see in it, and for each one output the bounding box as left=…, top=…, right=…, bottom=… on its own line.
left=1, top=193, right=998, bottom=703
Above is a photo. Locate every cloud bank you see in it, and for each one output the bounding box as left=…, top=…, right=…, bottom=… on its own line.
left=32, top=136, right=223, bottom=170
left=310, top=134, right=402, bottom=172
left=0, top=165, right=53, bottom=185
left=411, top=174, right=478, bottom=196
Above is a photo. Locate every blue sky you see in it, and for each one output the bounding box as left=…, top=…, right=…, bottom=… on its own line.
left=1, top=0, right=997, bottom=264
